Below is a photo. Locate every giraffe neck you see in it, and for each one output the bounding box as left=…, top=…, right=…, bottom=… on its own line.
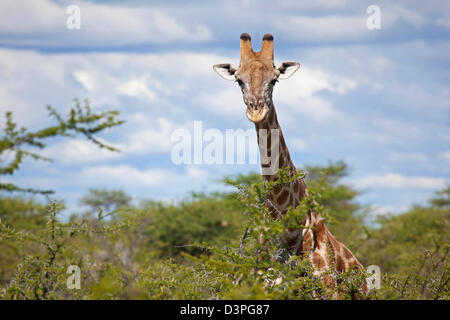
left=252, top=102, right=367, bottom=295
left=255, top=103, right=308, bottom=218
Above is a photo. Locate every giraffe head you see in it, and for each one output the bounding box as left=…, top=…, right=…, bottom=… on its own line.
left=213, top=33, right=300, bottom=123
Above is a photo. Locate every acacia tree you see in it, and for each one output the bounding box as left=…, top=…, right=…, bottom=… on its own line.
left=80, top=188, right=132, bottom=220
left=0, top=99, right=124, bottom=195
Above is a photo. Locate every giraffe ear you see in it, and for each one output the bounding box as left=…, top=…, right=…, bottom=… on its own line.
left=213, top=63, right=238, bottom=81
left=277, top=62, right=300, bottom=79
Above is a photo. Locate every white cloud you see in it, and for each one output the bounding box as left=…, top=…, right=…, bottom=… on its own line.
left=435, top=18, right=450, bottom=30
left=388, top=152, right=428, bottom=163
left=290, top=138, right=308, bottom=151
left=0, top=48, right=70, bottom=127
left=0, top=48, right=234, bottom=130
left=354, top=173, right=447, bottom=190
left=274, top=15, right=369, bottom=42
left=44, top=139, right=121, bottom=165
left=72, top=69, right=166, bottom=105
left=186, top=166, right=207, bottom=179
left=80, top=165, right=169, bottom=187
left=279, top=0, right=353, bottom=9
left=0, top=0, right=62, bottom=34
left=73, top=70, right=97, bottom=92
left=79, top=164, right=208, bottom=189
left=0, top=0, right=212, bottom=47
left=389, top=4, right=428, bottom=28
left=198, top=87, right=243, bottom=117
left=368, top=117, right=423, bottom=145
left=0, top=0, right=444, bottom=51
left=116, top=76, right=157, bottom=101
left=272, top=2, right=435, bottom=43
left=440, top=151, right=450, bottom=163
left=120, top=117, right=182, bottom=154
left=43, top=115, right=191, bottom=163
left=369, top=204, right=410, bottom=215
left=274, top=66, right=356, bottom=120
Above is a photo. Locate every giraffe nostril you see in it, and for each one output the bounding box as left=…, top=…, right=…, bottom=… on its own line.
left=247, top=96, right=264, bottom=111
left=258, top=101, right=264, bottom=109
left=248, top=100, right=264, bottom=111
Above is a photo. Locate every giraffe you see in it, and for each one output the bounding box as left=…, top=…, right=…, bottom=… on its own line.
left=213, top=33, right=368, bottom=297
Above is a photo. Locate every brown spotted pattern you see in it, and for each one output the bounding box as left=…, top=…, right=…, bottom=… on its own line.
left=255, top=99, right=368, bottom=297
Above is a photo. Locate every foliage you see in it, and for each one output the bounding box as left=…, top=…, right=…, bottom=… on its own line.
left=361, top=204, right=449, bottom=299
left=0, top=99, right=124, bottom=195
left=304, top=161, right=367, bottom=248
left=0, top=200, right=134, bottom=299
left=0, top=196, right=48, bottom=286
left=0, top=161, right=448, bottom=299
left=181, top=167, right=368, bottom=300
left=80, top=188, right=132, bottom=217
left=429, top=186, right=450, bottom=208
left=143, top=195, right=246, bottom=258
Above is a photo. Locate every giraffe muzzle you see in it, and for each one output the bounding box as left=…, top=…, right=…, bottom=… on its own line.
left=245, top=97, right=269, bottom=123
left=246, top=104, right=269, bottom=123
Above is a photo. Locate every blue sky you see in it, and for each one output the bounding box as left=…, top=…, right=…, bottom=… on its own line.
left=1, top=0, right=449, bottom=217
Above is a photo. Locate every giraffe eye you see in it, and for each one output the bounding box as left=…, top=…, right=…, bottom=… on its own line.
left=270, top=79, right=279, bottom=86
left=235, top=79, right=244, bottom=87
